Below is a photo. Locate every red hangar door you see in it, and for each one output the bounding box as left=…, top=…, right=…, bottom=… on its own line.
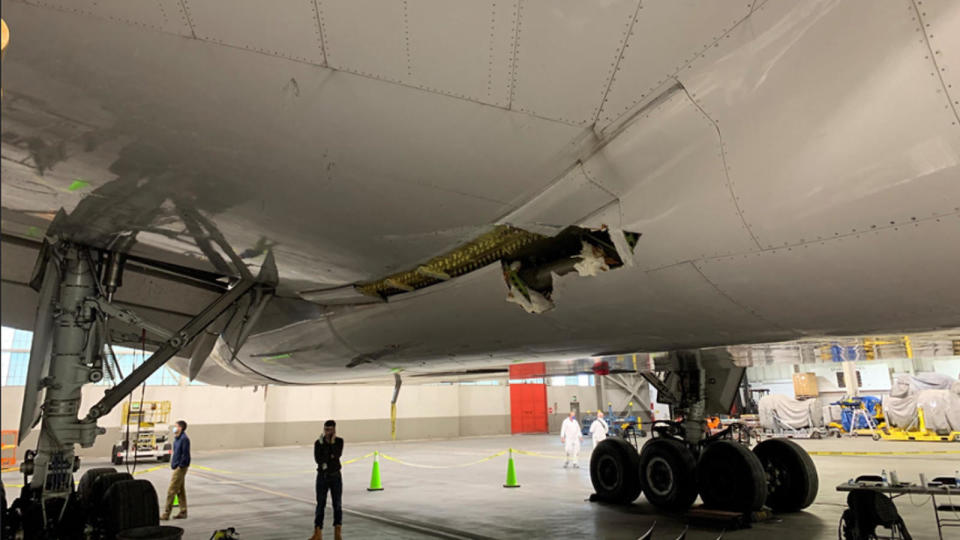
left=509, top=362, right=548, bottom=434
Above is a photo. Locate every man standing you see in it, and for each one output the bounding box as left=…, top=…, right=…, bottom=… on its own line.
left=161, top=420, right=190, bottom=520
left=310, top=420, right=344, bottom=540
left=589, top=411, right=609, bottom=447
left=560, top=410, right=582, bottom=468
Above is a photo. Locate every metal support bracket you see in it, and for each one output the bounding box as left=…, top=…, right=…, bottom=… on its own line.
left=640, top=371, right=678, bottom=405
left=84, top=297, right=174, bottom=341
left=83, top=273, right=258, bottom=422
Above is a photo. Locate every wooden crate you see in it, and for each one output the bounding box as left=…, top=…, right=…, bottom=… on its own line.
left=793, top=372, right=819, bottom=398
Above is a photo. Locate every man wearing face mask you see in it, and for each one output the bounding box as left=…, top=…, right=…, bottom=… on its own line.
left=161, top=420, right=190, bottom=520
left=310, top=419, right=344, bottom=540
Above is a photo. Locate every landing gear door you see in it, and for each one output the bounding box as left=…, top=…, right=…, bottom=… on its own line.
left=704, top=365, right=745, bottom=416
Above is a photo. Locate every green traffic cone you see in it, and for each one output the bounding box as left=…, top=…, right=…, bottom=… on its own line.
left=503, top=449, right=520, bottom=488
left=173, top=494, right=179, bottom=507
left=367, top=451, right=384, bottom=491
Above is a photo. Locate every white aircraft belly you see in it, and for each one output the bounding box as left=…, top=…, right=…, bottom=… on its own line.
left=2, top=1, right=959, bottom=385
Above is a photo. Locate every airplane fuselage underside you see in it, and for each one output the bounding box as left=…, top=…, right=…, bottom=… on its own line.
left=1, top=1, right=959, bottom=387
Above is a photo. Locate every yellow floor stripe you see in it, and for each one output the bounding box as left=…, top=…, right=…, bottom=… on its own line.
left=185, top=453, right=375, bottom=478
left=2, top=447, right=954, bottom=489
left=133, top=465, right=166, bottom=475
left=809, top=450, right=960, bottom=456
left=2, top=464, right=170, bottom=488
left=2, top=448, right=566, bottom=480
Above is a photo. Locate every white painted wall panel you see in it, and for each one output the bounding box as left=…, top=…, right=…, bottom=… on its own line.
left=459, top=385, right=509, bottom=416
left=264, top=385, right=336, bottom=423
left=547, top=385, right=596, bottom=415
left=933, top=358, right=960, bottom=378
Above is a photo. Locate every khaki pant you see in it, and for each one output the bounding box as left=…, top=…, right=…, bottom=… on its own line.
left=164, top=466, right=188, bottom=514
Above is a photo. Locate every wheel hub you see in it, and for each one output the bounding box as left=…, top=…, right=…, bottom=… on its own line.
left=763, top=458, right=786, bottom=492
left=597, top=455, right=621, bottom=489
left=645, top=456, right=675, bottom=497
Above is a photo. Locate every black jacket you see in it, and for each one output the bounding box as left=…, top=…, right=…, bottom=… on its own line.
left=314, top=436, right=344, bottom=477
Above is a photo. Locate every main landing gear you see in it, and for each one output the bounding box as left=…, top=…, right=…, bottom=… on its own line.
left=590, top=350, right=819, bottom=515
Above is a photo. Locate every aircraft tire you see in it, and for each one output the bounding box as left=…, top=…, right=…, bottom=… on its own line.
left=638, top=437, right=698, bottom=512
left=697, top=439, right=767, bottom=512
left=753, top=438, right=818, bottom=512
left=590, top=437, right=641, bottom=503
left=102, top=479, right=160, bottom=537
left=78, top=467, right=118, bottom=513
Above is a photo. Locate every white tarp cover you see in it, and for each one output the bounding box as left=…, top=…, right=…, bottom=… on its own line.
left=888, top=372, right=955, bottom=398
left=759, top=394, right=821, bottom=429
left=884, top=373, right=960, bottom=431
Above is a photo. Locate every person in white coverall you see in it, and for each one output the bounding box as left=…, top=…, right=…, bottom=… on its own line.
left=560, top=410, right=583, bottom=468
left=589, top=411, right=608, bottom=447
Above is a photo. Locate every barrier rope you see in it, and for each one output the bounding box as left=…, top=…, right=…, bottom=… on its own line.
left=378, top=449, right=509, bottom=469
left=509, top=448, right=565, bottom=460
left=187, top=452, right=378, bottom=477
left=343, top=451, right=376, bottom=465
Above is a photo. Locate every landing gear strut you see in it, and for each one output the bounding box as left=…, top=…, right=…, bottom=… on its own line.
left=5, top=238, right=275, bottom=537
left=590, top=349, right=819, bottom=515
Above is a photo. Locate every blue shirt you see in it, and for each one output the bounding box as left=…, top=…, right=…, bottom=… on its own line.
left=171, top=432, right=191, bottom=469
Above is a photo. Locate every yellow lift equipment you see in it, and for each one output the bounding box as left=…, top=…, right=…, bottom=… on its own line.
left=111, top=401, right=173, bottom=464
left=878, top=407, right=960, bottom=442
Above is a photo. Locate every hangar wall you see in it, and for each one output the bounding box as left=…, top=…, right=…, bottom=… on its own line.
left=261, top=384, right=512, bottom=446
left=1, top=383, right=515, bottom=460
left=2, top=377, right=619, bottom=459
